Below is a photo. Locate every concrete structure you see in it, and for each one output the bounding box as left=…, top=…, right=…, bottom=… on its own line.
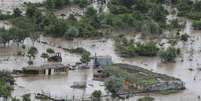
left=23, top=63, right=68, bottom=75
left=94, top=56, right=112, bottom=67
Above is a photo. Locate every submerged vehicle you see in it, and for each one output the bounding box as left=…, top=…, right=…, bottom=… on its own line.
left=48, top=53, right=62, bottom=62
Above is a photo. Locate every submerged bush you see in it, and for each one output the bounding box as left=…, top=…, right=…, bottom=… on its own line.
left=116, top=38, right=159, bottom=57
left=28, top=46, right=38, bottom=57
left=138, top=96, right=154, bottom=101
left=46, top=48, right=55, bottom=54
left=160, top=47, right=180, bottom=62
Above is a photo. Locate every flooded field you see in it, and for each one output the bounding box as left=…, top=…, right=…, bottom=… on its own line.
left=0, top=20, right=200, bottom=100
left=0, top=1, right=201, bottom=101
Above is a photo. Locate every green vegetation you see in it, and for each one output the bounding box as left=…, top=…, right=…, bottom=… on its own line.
left=181, top=34, right=189, bottom=41
left=101, top=64, right=184, bottom=98
left=11, top=97, right=21, bottom=101
left=192, top=19, right=201, bottom=30
left=103, top=64, right=181, bottom=88
left=167, top=19, right=185, bottom=30
left=41, top=53, right=49, bottom=58
left=175, top=0, right=201, bottom=20
left=27, top=46, right=38, bottom=58
left=115, top=38, right=159, bottom=57
left=106, top=0, right=167, bottom=34
left=13, top=8, right=22, bottom=17
left=0, top=71, right=14, bottom=98
left=46, top=0, right=70, bottom=9
left=138, top=96, right=154, bottom=101
left=160, top=47, right=180, bottom=62
left=46, top=48, right=55, bottom=54
left=0, top=0, right=171, bottom=43
left=0, top=28, right=12, bottom=47
left=22, top=94, right=31, bottom=101
left=45, top=0, right=89, bottom=9
left=80, top=52, right=90, bottom=64
left=105, top=76, right=123, bottom=98
left=91, top=90, right=102, bottom=101
left=63, top=47, right=90, bottom=55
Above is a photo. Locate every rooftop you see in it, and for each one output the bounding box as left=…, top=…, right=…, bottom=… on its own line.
left=23, top=63, right=66, bottom=71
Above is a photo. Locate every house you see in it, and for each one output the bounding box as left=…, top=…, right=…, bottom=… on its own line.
left=94, top=56, right=112, bottom=67
left=22, top=63, right=68, bottom=75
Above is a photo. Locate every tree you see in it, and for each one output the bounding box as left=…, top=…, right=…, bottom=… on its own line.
left=55, top=0, right=65, bottom=9
left=85, top=7, right=97, bottom=17
left=28, top=46, right=38, bottom=58
left=0, top=71, right=14, bottom=98
left=26, top=5, right=36, bottom=17
left=104, top=76, right=123, bottom=98
left=80, top=52, right=90, bottom=64
left=0, top=81, right=12, bottom=98
left=0, top=28, right=12, bottom=47
left=91, top=90, right=102, bottom=101
left=64, top=26, right=80, bottom=38
left=13, top=8, right=22, bottom=17
left=9, top=27, right=29, bottom=46
left=46, top=0, right=55, bottom=9
left=74, top=0, right=89, bottom=8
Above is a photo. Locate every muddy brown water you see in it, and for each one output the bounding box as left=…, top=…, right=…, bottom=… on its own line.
left=2, top=24, right=201, bottom=101
left=1, top=1, right=201, bottom=101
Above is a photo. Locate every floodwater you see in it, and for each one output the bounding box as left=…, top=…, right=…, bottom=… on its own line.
left=0, top=1, right=201, bottom=101
left=0, top=0, right=45, bottom=13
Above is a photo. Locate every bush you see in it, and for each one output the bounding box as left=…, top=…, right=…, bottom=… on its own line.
left=46, top=0, right=70, bottom=9
left=64, top=27, right=80, bottom=39
left=46, top=48, right=55, bottom=54
left=22, top=94, right=31, bottom=101
left=27, top=60, right=33, bottom=65
left=105, top=76, right=123, bottom=98
left=64, top=47, right=90, bottom=55
left=116, top=39, right=159, bottom=57
left=181, top=34, right=189, bottom=41
left=91, top=90, right=102, bottom=101
left=192, top=19, right=201, bottom=30
left=80, top=52, right=90, bottom=64
left=160, top=47, right=180, bottom=62
left=17, top=51, right=23, bottom=56
left=135, top=42, right=159, bottom=56
left=41, top=53, right=49, bottom=58
left=12, top=97, right=20, bottom=101
left=13, top=8, right=22, bottom=17
left=73, top=0, right=89, bottom=8
left=28, top=47, right=38, bottom=57
left=138, top=96, right=154, bottom=101
left=0, top=71, right=14, bottom=97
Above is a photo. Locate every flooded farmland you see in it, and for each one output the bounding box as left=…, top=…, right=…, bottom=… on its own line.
left=1, top=0, right=201, bottom=101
